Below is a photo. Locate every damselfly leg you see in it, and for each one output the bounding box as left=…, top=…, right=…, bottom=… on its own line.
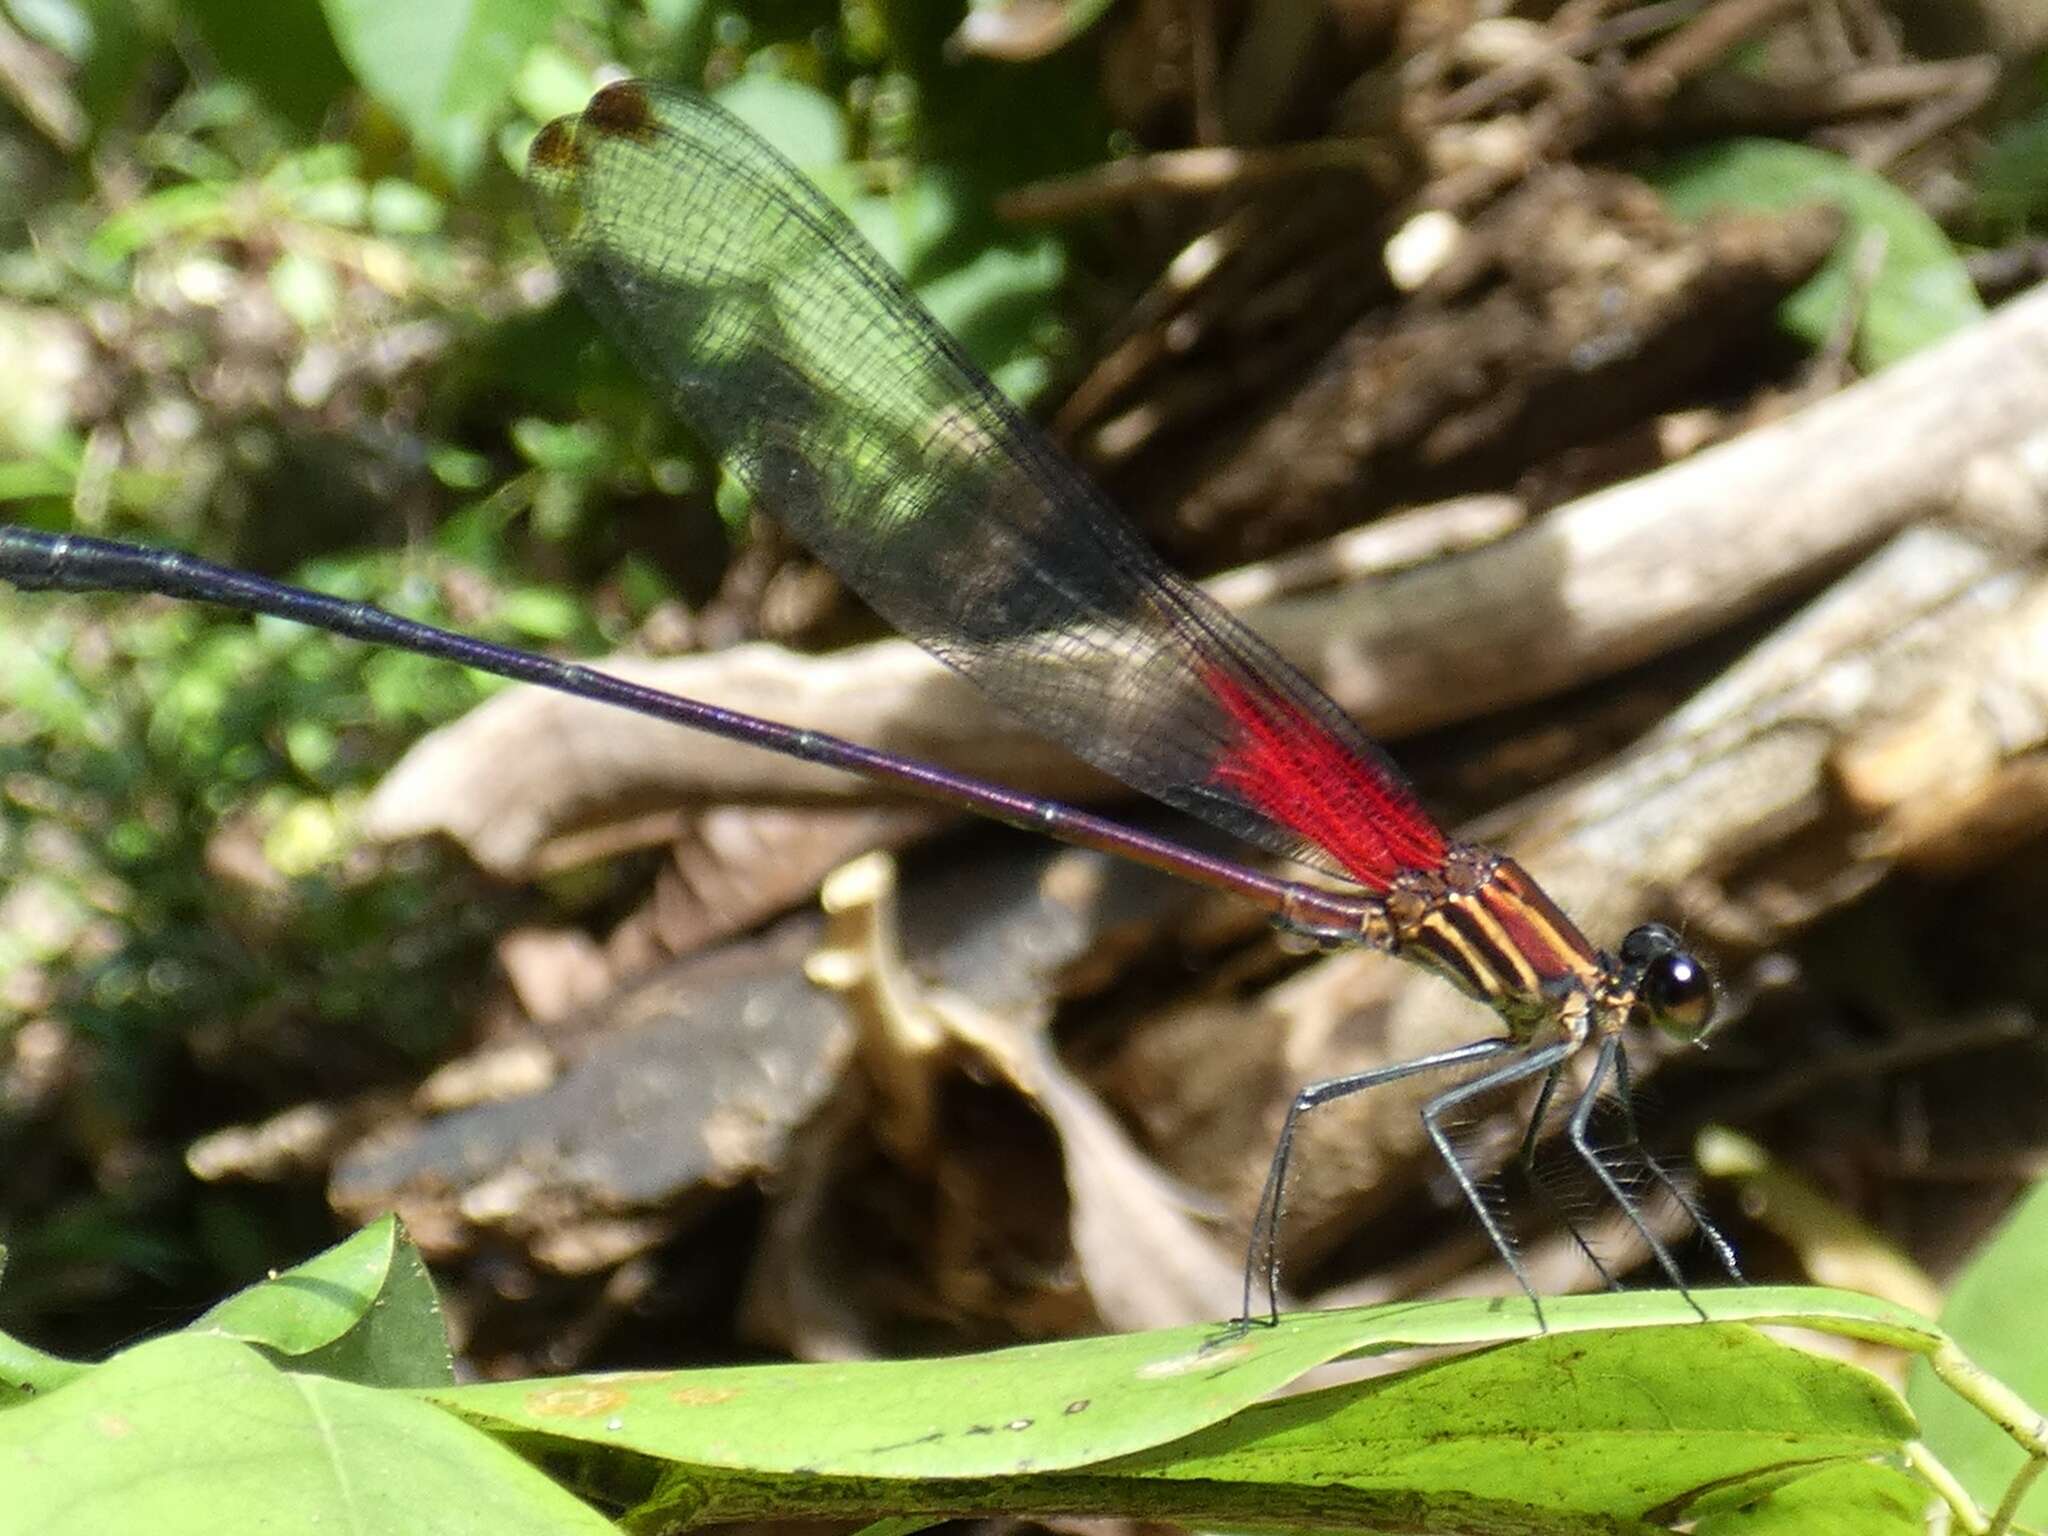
left=1418, top=1038, right=1579, bottom=1328
left=1238, top=1028, right=1738, bottom=1330
left=1240, top=1036, right=1517, bottom=1327
left=1518, top=1062, right=1622, bottom=1290
left=1566, top=1035, right=1741, bottom=1319
left=1608, top=1043, right=1745, bottom=1283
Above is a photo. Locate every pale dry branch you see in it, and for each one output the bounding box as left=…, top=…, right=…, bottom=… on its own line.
left=1272, top=281, right=2048, bottom=735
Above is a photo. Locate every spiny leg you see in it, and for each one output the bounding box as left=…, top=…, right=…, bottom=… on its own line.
left=1237, top=1036, right=1518, bottom=1329
left=1568, top=1035, right=1705, bottom=1319
left=1419, top=1038, right=1578, bottom=1329
left=1516, top=1064, right=1620, bottom=1291
left=1610, top=1044, right=1744, bottom=1283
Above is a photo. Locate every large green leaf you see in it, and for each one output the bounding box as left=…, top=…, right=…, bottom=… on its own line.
left=321, top=0, right=559, bottom=182
left=1908, top=1179, right=2048, bottom=1526
left=429, top=1288, right=1950, bottom=1532
left=0, top=1242, right=2033, bottom=1534
left=0, top=1332, right=613, bottom=1535
left=433, top=1288, right=1937, bottom=1480
left=6, top=1209, right=2035, bottom=1533
left=842, top=169, right=1063, bottom=404
left=713, top=72, right=848, bottom=169
left=1650, top=137, right=1982, bottom=370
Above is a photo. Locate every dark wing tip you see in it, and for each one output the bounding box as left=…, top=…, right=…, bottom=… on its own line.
left=582, top=78, right=661, bottom=142
left=527, top=115, right=585, bottom=175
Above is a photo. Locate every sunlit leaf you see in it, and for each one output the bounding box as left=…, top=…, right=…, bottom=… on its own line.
left=713, top=73, right=848, bottom=171
left=952, top=0, right=1123, bottom=62
left=1908, top=1179, right=2048, bottom=1526
left=1650, top=137, right=1982, bottom=370
left=431, top=1288, right=1936, bottom=1530
left=270, top=249, right=340, bottom=330
left=190, top=1215, right=452, bottom=1388
left=321, top=0, right=559, bottom=183
left=367, top=177, right=443, bottom=235
left=0, top=1333, right=608, bottom=1534
left=0, top=1328, right=88, bottom=1408
left=511, top=416, right=608, bottom=475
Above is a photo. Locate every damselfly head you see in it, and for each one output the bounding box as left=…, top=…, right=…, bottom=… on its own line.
left=1617, top=921, right=1715, bottom=1043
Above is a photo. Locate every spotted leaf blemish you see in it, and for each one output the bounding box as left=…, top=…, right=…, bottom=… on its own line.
left=668, top=1385, right=742, bottom=1407
left=526, top=1385, right=629, bottom=1418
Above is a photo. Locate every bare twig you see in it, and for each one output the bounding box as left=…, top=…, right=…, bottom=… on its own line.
left=995, top=138, right=1400, bottom=224
left=1622, top=0, right=1813, bottom=113
left=1433, top=0, right=1705, bottom=123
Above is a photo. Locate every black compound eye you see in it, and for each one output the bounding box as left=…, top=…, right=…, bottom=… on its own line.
left=1642, top=948, right=1714, bottom=1040
left=1620, top=922, right=1683, bottom=967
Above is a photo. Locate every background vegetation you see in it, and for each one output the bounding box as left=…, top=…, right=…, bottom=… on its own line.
left=2, top=1, right=2048, bottom=1462
left=0, top=0, right=1112, bottom=1345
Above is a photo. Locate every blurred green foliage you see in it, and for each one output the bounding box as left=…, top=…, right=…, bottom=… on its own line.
left=1651, top=138, right=1984, bottom=371
left=0, top=0, right=1095, bottom=1347
left=1908, top=1179, right=2048, bottom=1526
left=1974, top=71, right=2048, bottom=238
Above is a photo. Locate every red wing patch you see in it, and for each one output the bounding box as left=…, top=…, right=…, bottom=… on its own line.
left=1203, top=663, right=1448, bottom=891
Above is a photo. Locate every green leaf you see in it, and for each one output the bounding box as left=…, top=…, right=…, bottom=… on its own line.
left=0, top=1333, right=612, bottom=1535
left=0, top=1329, right=89, bottom=1407
left=842, top=171, right=1064, bottom=404
left=0, top=459, right=77, bottom=501
left=321, top=0, right=560, bottom=183
left=510, top=415, right=608, bottom=475
left=1691, top=1461, right=1930, bottom=1533
left=952, top=0, right=1123, bottom=61
left=186, top=0, right=354, bottom=136
left=11, top=0, right=94, bottom=60
left=708, top=79, right=1063, bottom=406
left=511, top=43, right=596, bottom=124
left=90, top=182, right=235, bottom=262
left=1975, top=104, right=2048, bottom=236
left=713, top=73, right=848, bottom=171
left=0, top=617, right=99, bottom=738
left=1908, top=1179, right=2048, bottom=1526
left=496, top=586, right=582, bottom=640
left=436, top=1289, right=1934, bottom=1481
left=429, top=1288, right=1944, bottom=1531
left=429, top=445, right=492, bottom=489
left=368, top=177, right=445, bottom=235
left=189, top=1215, right=453, bottom=1388
left=1101, top=1325, right=1910, bottom=1521
left=912, top=233, right=1062, bottom=403
left=1649, top=137, right=1983, bottom=370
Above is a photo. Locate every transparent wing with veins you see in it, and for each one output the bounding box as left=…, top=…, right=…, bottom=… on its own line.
left=529, top=81, right=1448, bottom=893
